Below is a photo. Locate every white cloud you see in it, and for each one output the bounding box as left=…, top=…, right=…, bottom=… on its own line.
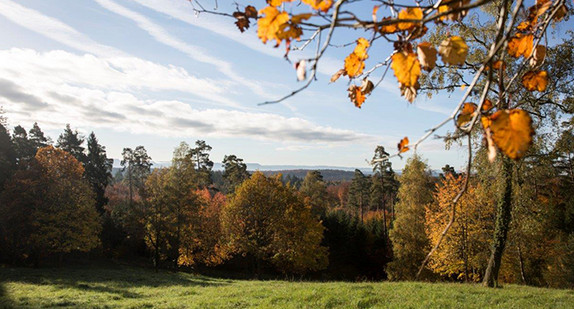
left=0, top=0, right=124, bottom=57
left=0, top=48, right=237, bottom=107
left=94, top=0, right=274, bottom=98
left=131, top=0, right=285, bottom=58
left=0, top=49, right=373, bottom=144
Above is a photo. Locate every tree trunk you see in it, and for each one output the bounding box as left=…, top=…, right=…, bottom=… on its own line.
left=518, top=244, right=527, bottom=284
left=483, top=157, right=513, bottom=287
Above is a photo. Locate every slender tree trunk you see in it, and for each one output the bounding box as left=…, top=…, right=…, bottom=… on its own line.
left=381, top=177, right=387, bottom=236
left=463, top=222, right=469, bottom=283
left=128, top=165, right=133, bottom=207
left=517, top=244, right=527, bottom=284
left=483, top=157, right=513, bottom=287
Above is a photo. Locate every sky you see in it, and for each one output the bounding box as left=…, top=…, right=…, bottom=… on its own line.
left=0, top=0, right=489, bottom=170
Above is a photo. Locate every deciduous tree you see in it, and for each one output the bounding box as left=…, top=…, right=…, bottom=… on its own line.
left=387, top=155, right=433, bottom=280
left=221, top=172, right=327, bottom=275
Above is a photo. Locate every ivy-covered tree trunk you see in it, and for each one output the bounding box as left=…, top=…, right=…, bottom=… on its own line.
left=483, top=157, right=513, bottom=287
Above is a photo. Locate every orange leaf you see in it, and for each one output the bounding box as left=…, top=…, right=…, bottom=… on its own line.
left=456, top=103, right=477, bottom=128
left=348, top=84, right=365, bottom=108
left=482, top=99, right=493, bottom=111
left=397, top=7, right=423, bottom=31
left=344, top=53, right=365, bottom=78
left=391, top=51, right=421, bottom=87
left=516, top=21, right=531, bottom=32
left=257, top=6, right=290, bottom=45
left=417, top=42, right=437, bottom=71
left=507, top=34, right=533, bottom=58
left=522, top=70, right=548, bottom=92
left=302, top=0, right=333, bottom=12
left=489, top=109, right=534, bottom=160
left=379, top=17, right=400, bottom=34
left=438, top=36, right=468, bottom=65
left=398, top=137, right=410, bottom=153
left=492, top=60, right=506, bottom=71
left=343, top=38, right=370, bottom=78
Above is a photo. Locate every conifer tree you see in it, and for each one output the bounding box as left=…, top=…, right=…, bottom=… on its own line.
left=56, top=124, right=86, bottom=164
left=85, top=132, right=113, bottom=214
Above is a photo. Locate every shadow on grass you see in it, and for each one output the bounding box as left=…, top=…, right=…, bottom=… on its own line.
left=0, top=262, right=230, bottom=302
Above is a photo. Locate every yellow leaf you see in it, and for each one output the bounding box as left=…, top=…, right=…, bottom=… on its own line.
left=456, top=103, right=478, bottom=128
left=489, top=109, right=534, bottom=160
left=522, top=70, right=548, bottom=92
left=438, top=36, right=468, bottom=66
left=397, top=7, right=423, bottom=31
left=291, top=13, right=313, bottom=24
left=438, top=0, right=470, bottom=22
left=344, top=53, right=365, bottom=78
left=391, top=51, right=421, bottom=87
left=302, top=0, right=333, bottom=12
left=257, top=6, right=290, bottom=45
left=353, top=38, right=370, bottom=60
left=417, top=42, right=437, bottom=71
left=348, top=84, right=365, bottom=108
left=398, top=137, right=410, bottom=153
left=267, top=0, right=287, bottom=6
left=507, top=34, right=533, bottom=58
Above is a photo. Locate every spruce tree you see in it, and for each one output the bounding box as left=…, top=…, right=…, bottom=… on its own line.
left=85, top=132, right=113, bottom=214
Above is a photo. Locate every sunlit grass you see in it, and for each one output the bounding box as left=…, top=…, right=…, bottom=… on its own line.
left=1, top=264, right=573, bottom=308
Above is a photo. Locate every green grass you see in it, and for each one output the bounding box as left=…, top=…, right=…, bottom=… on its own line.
left=1, top=264, right=573, bottom=308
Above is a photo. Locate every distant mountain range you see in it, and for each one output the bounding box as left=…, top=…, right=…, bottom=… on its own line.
left=109, top=160, right=447, bottom=181
left=112, top=159, right=374, bottom=174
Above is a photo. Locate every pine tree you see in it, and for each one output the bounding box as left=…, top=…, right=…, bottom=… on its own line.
left=56, top=124, right=86, bottom=164
left=347, top=169, right=369, bottom=223
left=28, top=122, right=50, bottom=150
left=189, top=140, right=213, bottom=188
left=222, top=154, right=250, bottom=194
left=121, top=146, right=152, bottom=205
left=12, top=125, right=34, bottom=166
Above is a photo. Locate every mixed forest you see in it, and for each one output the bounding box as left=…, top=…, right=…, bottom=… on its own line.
left=0, top=117, right=573, bottom=289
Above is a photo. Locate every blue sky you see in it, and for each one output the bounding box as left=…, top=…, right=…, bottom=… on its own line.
left=0, top=0, right=482, bottom=170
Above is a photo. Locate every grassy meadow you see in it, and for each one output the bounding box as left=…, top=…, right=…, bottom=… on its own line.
left=1, top=264, right=573, bottom=308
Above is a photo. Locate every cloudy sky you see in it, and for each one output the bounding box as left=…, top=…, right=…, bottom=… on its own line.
left=0, top=0, right=480, bottom=169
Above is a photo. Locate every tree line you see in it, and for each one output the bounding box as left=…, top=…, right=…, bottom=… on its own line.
left=0, top=118, right=573, bottom=287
